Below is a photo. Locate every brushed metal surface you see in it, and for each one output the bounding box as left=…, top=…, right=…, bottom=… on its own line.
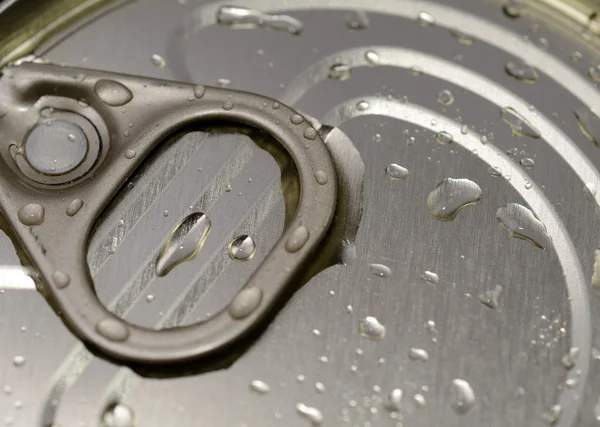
left=1, top=0, right=600, bottom=426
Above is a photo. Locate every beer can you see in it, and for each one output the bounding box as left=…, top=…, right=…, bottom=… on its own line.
left=0, top=0, right=599, bottom=426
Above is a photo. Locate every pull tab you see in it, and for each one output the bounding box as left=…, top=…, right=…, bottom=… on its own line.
left=0, top=63, right=337, bottom=365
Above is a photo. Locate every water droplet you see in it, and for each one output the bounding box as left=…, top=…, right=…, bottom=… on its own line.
left=94, top=80, right=133, bottom=107
left=488, top=166, right=502, bottom=177
left=421, top=270, right=439, bottom=285
left=505, top=61, right=538, bottom=83
left=66, top=199, right=84, bottom=216
left=151, top=54, right=166, bottom=68
left=222, top=100, right=234, bottom=110
left=385, top=164, right=409, bottom=180
left=193, top=84, right=206, bottom=99
left=146, top=294, right=155, bottom=303
left=479, top=285, right=502, bottom=309
left=217, top=6, right=303, bottom=35
left=589, top=65, right=600, bottom=82
left=369, top=263, right=392, bottom=278
left=344, top=10, right=369, bottom=30
left=217, top=78, right=231, bottom=87
left=594, top=396, right=600, bottom=421
left=18, top=204, right=44, bottom=226
left=225, top=184, right=232, bottom=192
left=249, top=380, right=270, bottom=394
left=503, top=1, right=524, bottom=18
left=124, top=149, right=136, bottom=159
left=52, top=271, right=70, bottom=289
left=452, top=379, right=476, bottom=414
left=451, top=31, right=475, bottom=45
left=418, top=11, right=435, bottom=27
left=384, top=389, right=403, bottom=412
left=272, top=101, right=280, bottom=109
left=328, top=63, right=352, bottom=81
left=155, top=212, right=211, bottom=276
left=228, top=235, right=256, bottom=261
left=229, top=287, right=262, bottom=319
left=101, top=402, right=135, bottom=427
left=542, top=404, right=562, bottom=425
left=574, top=107, right=600, bottom=147
left=437, top=89, right=454, bottom=105
left=520, top=157, right=535, bottom=168
left=427, top=178, right=482, bottom=221
left=460, top=124, right=469, bottom=134
left=496, top=203, right=551, bottom=249
left=78, top=98, right=89, bottom=107
left=296, top=403, right=323, bottom=426
left=365, top=50, right=381, bottom=67
left=312, top=329, right=321, bottom=336
left=414, top=393, right=427, bottom=407
left=304, top=128, right=317, bottom=140
left=12, top=356, right=25, bottom=367
left=96, top=318, right=129, bottom=342
left=290, top=114, right=304, bottom=124
left=501, top=107, right=540, bottom=138
left=315, top=382, right=326, bottom=393
left=436, top=131, right=454, bottom=144
left=536, top=37, right=549, bottom=50
left=285, top=225, right=309, bottom=252
left=561, top=347, right=580, bottom=370
left=359, top=316, right=385, bottom=340
left=409, top=348, right=429, bottom=362
left=314, top=171, right=328, bottom=185
left=356, top=100, right=370, bottom=111
left=3, top=386, right=11, bottom=395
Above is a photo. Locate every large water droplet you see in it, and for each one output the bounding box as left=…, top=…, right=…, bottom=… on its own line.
left=66, top=199, right=84, bottom=216
left=479, top=285, right=502, bottom=309
left=229, top=235, right=256, bottom=261
left=296, top=403, right=323, bottom=426
left=18, top=204, right=44, bottom=226
left=249, top=380, right=270, bottom=394
left=344, top=10, right=369, bottom=30
left=101, top=403, right=135, bottom=427
left=574, top=107, right=600, bottom=147
left=151, top=54, right=166, bottom=68
left=409, top=348, right=429, bottom=362
left=385, top=164, right=409, bottom=180
left=217, top=6, right=303, bottom=34
left=96, top=318, right=129, bottom=342
left=501, top=107, right=540, bottom=138
left=94, top=80, right=133, bottom=107
left=427, top=178, right=482, bottom=221
left=437, top=89, right=454, bottom=105
left=285, top=225, right=309, bottom=252
left=452, top=379, right=476, bottom=414
left=155, top=212, right=211, bottom=276
left=328, top=63, right=352, bottom=81
left=52, top=271, right=70, bottom=289
left=520, top=157, right=535, bottom=168
left=359, top=316, right=385, bottom=340
left=505, top=61, right=538, bottom=83
left=436, top=131, right=454, bottom=144
left=421, top=270, right=439, bottom=285
left=229, top=287, right=262, bottom=319
left=369, top=263, right=392, bottom=278
left=496, top=204, right=551, bottom=249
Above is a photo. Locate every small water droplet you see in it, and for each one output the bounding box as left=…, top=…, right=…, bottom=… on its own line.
left=451, top=31, right=475, bottom=45
left=290, top=114, right=304, bottom=124
left=414, top=393, right=427, bottom=407
left=488, top=166, right=502, bottom=177
left=574, top=107, right=600, bottom=147
left=436, top=131, right=454, bottom=144
left=67, top=133, right=76, bottom=142
left=18, top=204, right=44, bottom=226
left=427, top=178, right=482, bottom=221
left=225, top=184, right=232, bottom=192
left=503, top=1, right=524, bottom=18
left=66, top=199, right=84, bottom=216
left=193, top=84, right=206, bottom=99
left=3, top=386, right=11, bottom=395
left=304, top=127, right=317, bottom=140
left=365, top=50, right=381, bottom=67
left=452, top=379, right=476, bottom=414
left=229, top=287, right=262, bottom=319
left=285, top=225, right=309, bottom=252
left=78, top=98, right=89, bottom=107
left=96, top=318, right=129, bottom=342
left=151, top=54, right=166, bottom=68
left=249, top=380, right=270, bottom=394
left=359, top=316, right=385, bottom=340
left=146, top=294, right=155, bottom=303
left=356, top=100, right=370, bottom=111
left=222, top=100, right=234, bottom=110
left=228, top=235, right=256, bottom=261
left=385, top=164, right=409, bottom=180
left=217, top=6, right=303, bottom=35
left=589, top=65, right=600, bottom=82
left=505, top=61, right=538, bottom=83
left=542, top=404, right=562, bottom=425
left=437, top=89, right=455, bottom=105
left=536, top=37, right=549, bottom=50
left=479, top=285, right=502, bottom=309
left=461, top=124, right=469, bottom=134
left=409, top=348, right=429, bottom=362
left=345, top=10, right=369, bottom=30
left=94, top=80, right=133, bottom=107
left=369, top=263, right=392, bottom=278
left=561, top=347, right=580, bottom=370
left=101, top=402, right=135, bottom=427
left=384, top=389, right=403, bottom=412
left=315, top=382, right=326, bottom=393
left=501, top=107, right=540, bottom=138
left=496, top=203, right=551, bottom=249
left=217, top=78, right=231, bottom=87
left=328, top=63, right=352, bottom=81
left=421, top=270, right=439, bottom=285
left=124, top=149, right=136, bottom=159
left=418, top=11, right=435, bottom=27
left=296, top=403, right=323, bottom=426
left=312, top=329, right=321, bottom=336
left=52, top=271, right=70, bottom=289
left=314, top=171, right=328, bottom=185
left=12, top=356, right=25, bottom=367
left=156, top=212, right=211, bottom=276
left=520, top=157, right=535, bottom=168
